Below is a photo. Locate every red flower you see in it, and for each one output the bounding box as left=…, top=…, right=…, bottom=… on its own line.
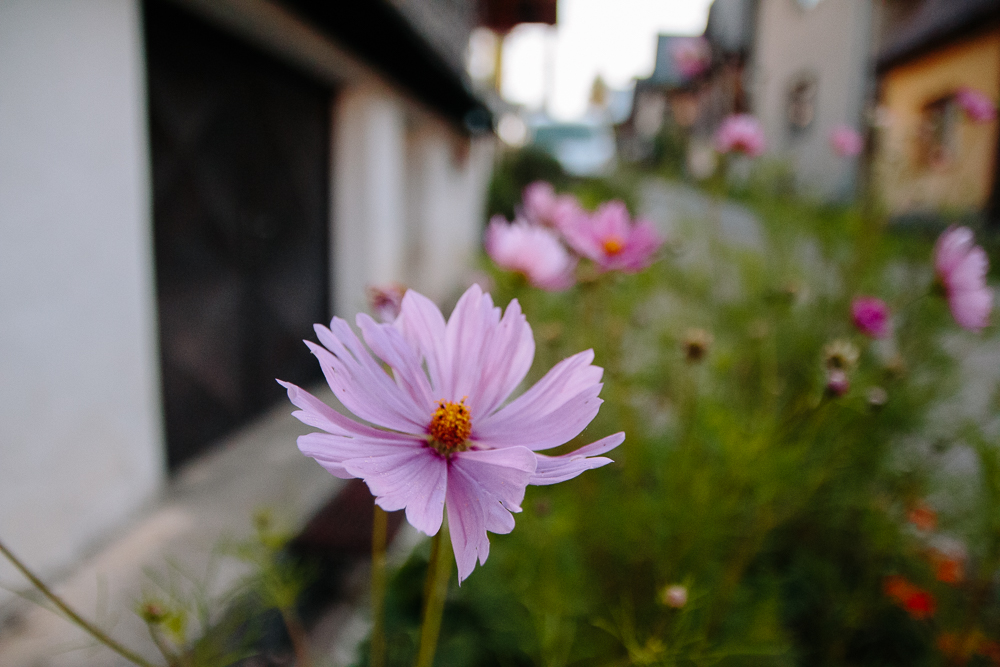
left=908, top=503, right=937, bottom=531
left=904, top=590, right=937, bottom=619
left=934, top=557, right=964, bottom=584
left=883, top=575, right=937, bottom=619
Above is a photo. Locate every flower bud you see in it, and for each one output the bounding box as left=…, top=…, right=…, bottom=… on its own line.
left=823, top=339, right=859, bottom=371
left=682, top=328, right=713, bottom=363
left=660, top=584, right=688, bottom=608
left=825, top=369, right=850, bottom=397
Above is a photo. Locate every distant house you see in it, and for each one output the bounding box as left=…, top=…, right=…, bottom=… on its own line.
left=626, top=0, right=875, bottom=197
left=748, top=0, right=876, bottom=199
left=0, top=0, right=502, bottom=622
left=617, top=35, right=706, bottom=164
left=874, top=0, right=1000, bottom=222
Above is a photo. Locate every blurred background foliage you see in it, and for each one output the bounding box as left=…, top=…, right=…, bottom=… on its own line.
left=358, top=153, right=1000, bottom=666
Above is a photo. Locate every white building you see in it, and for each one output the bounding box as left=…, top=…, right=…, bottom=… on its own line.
left=751, top=0, right=875, bottom=199
left=704, top=0, right=876, bottom=199
left=0, top=0, right=494, bottom=657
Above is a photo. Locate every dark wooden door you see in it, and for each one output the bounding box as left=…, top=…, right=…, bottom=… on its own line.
left=144, top=0, right=332, bottom=470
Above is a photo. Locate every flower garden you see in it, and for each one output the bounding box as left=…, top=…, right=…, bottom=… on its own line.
left=347, top=157, right=1000, bottom=665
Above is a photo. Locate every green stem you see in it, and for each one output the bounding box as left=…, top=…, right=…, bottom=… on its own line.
left=414, top=526, right=452, bottom=667
left=144, top=625, right=185, bottom=667
left=278, top=605, right=312, bottom=667
left=370, top=505, right=388, bottom=667
left=0, top=538, right=160, bottom=667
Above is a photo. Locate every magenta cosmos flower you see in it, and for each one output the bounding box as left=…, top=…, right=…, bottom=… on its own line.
left=934, top=226, right=993, bottom=332
left=851, top=296, right=890, bottom=338
left=562, top=201, right=663, bottom=273
left=280, top=285, right=624, bottom=581
left=671, top=37, right=711, bottom=79
left=366, top=283, right=406, bottom=323
left=829, top=125, right=864, bottom=157
left=955, top=87, right=997, bottom=123
left=522, top=181, right=584, bottom=233
left=714, top=114, right=766, bottom=157
left=485, top=216, right=577, bottom=291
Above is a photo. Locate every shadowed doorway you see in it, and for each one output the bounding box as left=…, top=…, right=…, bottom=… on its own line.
left=144, top=0, right=332, bottom=470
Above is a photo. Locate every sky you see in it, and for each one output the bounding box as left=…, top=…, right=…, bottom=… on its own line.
left=494, top=0, right=714, bottom=120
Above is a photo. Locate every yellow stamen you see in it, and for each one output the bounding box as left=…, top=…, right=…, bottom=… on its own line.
left=602, top=236, right=625, bottom=255
left=428, top=399, right=472, bottom=455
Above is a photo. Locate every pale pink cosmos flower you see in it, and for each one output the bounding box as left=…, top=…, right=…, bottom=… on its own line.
left=280, top=285, right=623, bottom=582
left=714, top=114, right=766, bottom=157
left=561, top=201, right=663, bottom=274
left=671, top=37, right=711, bottom=79
left=830, top=124, right=864, bottom=157
left=485, top=216, right=577, bottom=291
left=934, top=226, right=993, bottom=332
left=955, top=87, right=997, bottom=123
left=366, top=283, right=406, bottom=323
left=521, top=181, right=584, bottom=233
left=825, top=369, right=850, bottom=397
left=851, top=296, right=890, bottom=338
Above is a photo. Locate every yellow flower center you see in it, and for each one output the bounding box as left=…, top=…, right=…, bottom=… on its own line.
left=428, top=399, right=472, bottom=455
left=602, top=236, right=625, bottom=255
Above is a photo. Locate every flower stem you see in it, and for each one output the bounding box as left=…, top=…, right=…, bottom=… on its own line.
left=370, top=504, right=388, bottom=667
left=279, top=605, right=312, bottom=667
left=414, top=526, right=451, bottom=667
left=0, top=537, right=160, bottom=667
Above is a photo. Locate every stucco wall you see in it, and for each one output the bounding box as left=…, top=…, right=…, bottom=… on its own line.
left=405, top=117, right=494, bottom=304
left=753, top=0, right=874, bottom=199
left=877, top=28, right=1000, bottom=215
left=0, top=0, right=164, bottom=609
left=333, top=84, right=493, bottom=317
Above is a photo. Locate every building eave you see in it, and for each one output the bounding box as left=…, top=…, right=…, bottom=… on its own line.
left=876, top=0, right=1000, bottom=73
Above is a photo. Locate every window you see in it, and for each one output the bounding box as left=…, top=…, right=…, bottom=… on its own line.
left=917, top=95, right=960, bottom=169
left=787, top=75, right=818, bottom=136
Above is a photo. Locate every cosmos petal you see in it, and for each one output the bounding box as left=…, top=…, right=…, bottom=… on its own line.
left=343, top=447, right=447, bottom=537
left=530, top=432, right=625, bottom=485
left=279, top=381, right=416, bottom=441
left=445, top=284, right=500, bottom=404
left=468, top=298, right=535, bottom=419
left=307, top=333, right=425, bottom=433
left=396, top=290, right=450, bottom=395
left=297, top=431, right=413, bottom=478
left=446, top=446, right=535, bottom=582
left=357, top=314, right=435, bottom=414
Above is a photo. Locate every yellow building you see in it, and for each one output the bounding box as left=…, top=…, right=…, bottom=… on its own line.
left=876, top=1, right=1000, bottom=219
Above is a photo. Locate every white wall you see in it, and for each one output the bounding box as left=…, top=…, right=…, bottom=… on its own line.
left=753, top=0, right=873, bottom=199
left=332, top=85, right=494, bottom=315
left=0, top=0, right=164, bottom=608
left=405, top=117, right=494, bottom=303
left=331, top=86, right=409, bottom=317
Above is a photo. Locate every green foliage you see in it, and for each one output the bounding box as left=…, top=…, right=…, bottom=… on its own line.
left=376, top=177, right=1000, bottom=666
left=133, top=511, right=317, bottom=667
left=486, top=147, right=638, bottom=222
left=486, top=147, right=568, bottom=221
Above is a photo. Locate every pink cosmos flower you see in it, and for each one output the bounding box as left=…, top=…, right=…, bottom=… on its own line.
left=366, top=283, right=406, bottom=323
left=671, top=37, right=711, bottom=79
left=714, top=114, right=766, bottom=157
left=561, top=201, right=663, bottom=273
left=955, top=87, right=997, bottom=123
left=934, top=226, right=993, bottom=332
left=485, top=216, right=577, bottom=291
left=521, top=181, right=584, bottom=233
left=851, top=296, right=890, bottom=338
left=830, top=124, right=864, bottom=157
left=825, top=369, right=850, bottom=397
left=280, top=284, right=624, bottom=582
